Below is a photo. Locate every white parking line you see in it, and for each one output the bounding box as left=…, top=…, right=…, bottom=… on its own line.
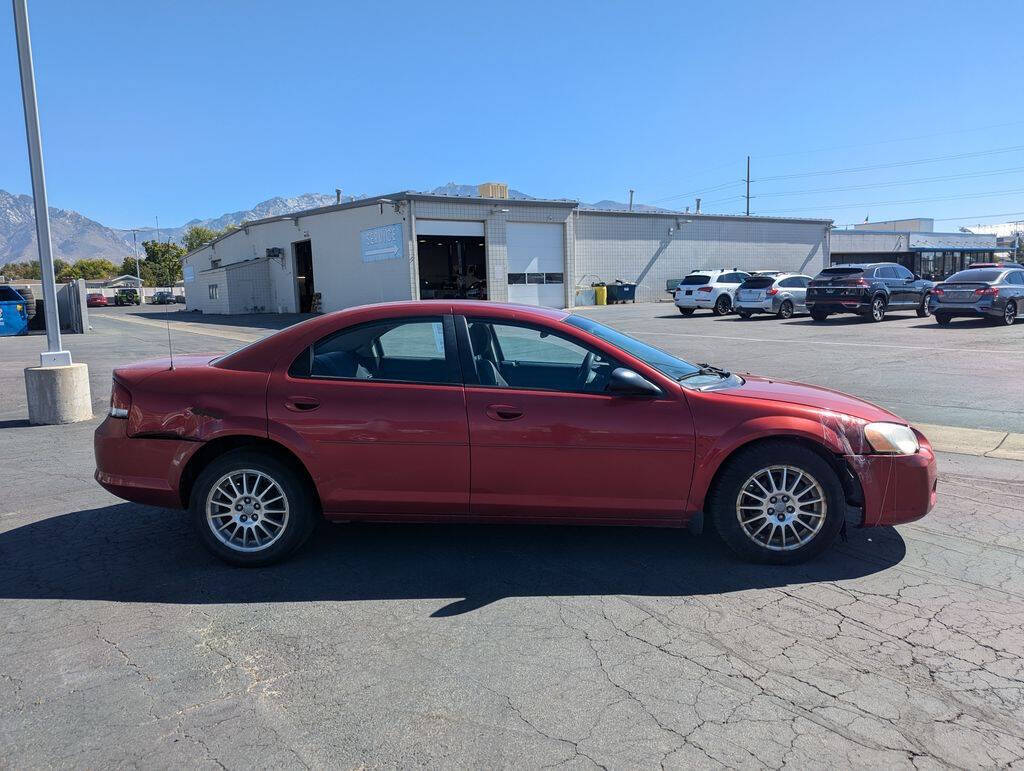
left=640, top=330, right=1020, bottom=356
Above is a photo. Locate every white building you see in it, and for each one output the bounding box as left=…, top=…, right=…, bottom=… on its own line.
left=182, top=188, right=832, bottom=314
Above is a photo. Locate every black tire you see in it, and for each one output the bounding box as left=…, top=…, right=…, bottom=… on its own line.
left=678, top=307, right=695, bottom=316
left=190, top=449, right=317, bottom=566
left=935, top=313, right=952, bottom=326
left=737, top=309, right=753, bottom=319
left=809, top=309, right=830, bottom=322
left=712, top=295, right=732, bottom=316
left=998, top=300, right=1017, bottom=326
left=777, top=300, right=794, bottom=319
left=709, top=441, right=845, bottom=564
left=867, top=295, right=886, bottom=322
left=916, top=293, right=932, bottom=317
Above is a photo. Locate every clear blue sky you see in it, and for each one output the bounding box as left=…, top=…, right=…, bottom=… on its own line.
left=1, top=0, right=1022, bottom=230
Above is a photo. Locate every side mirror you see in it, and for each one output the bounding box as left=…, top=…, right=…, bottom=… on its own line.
left=607, top=367, right=662, bottom=397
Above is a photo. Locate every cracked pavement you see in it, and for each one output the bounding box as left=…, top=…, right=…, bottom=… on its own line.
left=1, top=306, right=1023, bottom=768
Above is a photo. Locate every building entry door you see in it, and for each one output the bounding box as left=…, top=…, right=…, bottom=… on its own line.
left=294, top=240, right=315, bottom=312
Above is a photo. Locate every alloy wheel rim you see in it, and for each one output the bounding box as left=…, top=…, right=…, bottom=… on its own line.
left=780, top=302, right=793, bottom=318
left=735, top=465, right=827, bottom=551
left=1006, top=303, right=1016, bottom=325
left=873, top=299, right=884, bottom=320
left=206, top=469, right=289, bottom=552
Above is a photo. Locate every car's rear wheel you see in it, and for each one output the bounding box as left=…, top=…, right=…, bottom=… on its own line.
left=998, top=300, right=1017, bottom=326
left=678, top=307, right=695, bottom=316
left=737, top=309, right=752, bottom=319
left=868, top=296, right=886, bottom=322
left=809, top=309, right=829, bottom=322
left=916, top=293, right=932, bottom=317
left=191, top=449, right=316, bottom=566
left=709, top=441, right=845, bottom=564
left=713, top=295, right=731, bottom=315
left=777, top=300, right=794, bottom=319
left=935, top=313, right=951, bottom=326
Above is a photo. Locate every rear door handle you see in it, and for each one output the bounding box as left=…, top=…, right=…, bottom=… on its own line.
left=485, top=404, right=524, bottom=421
left=285, top=397, right=320, bottom=412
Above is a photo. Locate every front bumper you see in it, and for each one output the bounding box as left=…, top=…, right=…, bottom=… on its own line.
left=849, top=432, right=937, bottom=527
left=94, top=416, right=199, bottom=508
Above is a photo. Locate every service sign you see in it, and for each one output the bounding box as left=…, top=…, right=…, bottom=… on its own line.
left=360, top=224, right=404, bottom=263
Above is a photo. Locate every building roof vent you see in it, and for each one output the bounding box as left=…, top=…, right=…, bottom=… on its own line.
left=478, top=182, right=509, bottom=199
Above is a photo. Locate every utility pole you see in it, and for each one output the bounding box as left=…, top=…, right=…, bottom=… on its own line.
left=14, top=0, right=91, bottom=424
left=628, top=189, right=634, bottom=212
left=745, top=155, right=751, bottom=216
left=132, top=229, right=141, bottom=287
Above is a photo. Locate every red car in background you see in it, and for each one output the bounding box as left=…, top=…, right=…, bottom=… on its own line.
left=87, top=292, right=108, bottom=307
left=94, top=301, right=936, bottom=566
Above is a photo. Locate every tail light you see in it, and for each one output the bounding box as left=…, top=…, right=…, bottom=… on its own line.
left=765, top=288, right=779, bottom=296
left=974, top=286, right=998, bottom=297
left=932, top=287, right=944, bottom=296
left=110, top=379, right=132, bottom=419
left=697, top=286, right=713, bottom=293
left=841, top=278, right=870, bottom=287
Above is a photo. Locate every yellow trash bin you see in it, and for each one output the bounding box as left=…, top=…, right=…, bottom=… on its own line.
left=593, top=285, right=607, bottom=305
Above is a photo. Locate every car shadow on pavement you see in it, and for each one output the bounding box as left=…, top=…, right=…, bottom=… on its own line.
left=0, top=503, right=906, bottom=616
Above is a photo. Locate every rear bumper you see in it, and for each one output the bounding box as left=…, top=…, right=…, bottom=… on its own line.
left=807, top=300, right=871, bottom=314
left=675, top=294, right=712, bottom=308
left=94, top=416, right=198, bottom=508
left=929, top=300, right=999, bottom=318
left=736, top=297, right=778, bottom=313
left=850, top=435, right=937, bottom=527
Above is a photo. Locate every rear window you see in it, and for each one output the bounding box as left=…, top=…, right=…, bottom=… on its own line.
left=741, top=276, right=775, bottom=289
left=679, top=274, right=711, bottom=286
left=945, top=269, right=1004, bottom=283
left=819, top=267, right=864, bottom=277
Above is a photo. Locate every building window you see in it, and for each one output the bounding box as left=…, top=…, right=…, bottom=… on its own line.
left=211, top=258, right=221, bottom=269
left=208, top=284, right=219, bottom=300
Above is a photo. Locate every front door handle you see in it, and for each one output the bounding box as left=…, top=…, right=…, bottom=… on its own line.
left=285, top=397, right=320, bottom=412
left=485, top=404, right=524, bottom=421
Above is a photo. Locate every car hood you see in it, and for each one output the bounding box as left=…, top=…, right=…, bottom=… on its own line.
left=731, top=374, right=905, bottom=424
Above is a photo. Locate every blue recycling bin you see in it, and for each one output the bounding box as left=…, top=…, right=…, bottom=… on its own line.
left=0, top=287, right=30, bottom=336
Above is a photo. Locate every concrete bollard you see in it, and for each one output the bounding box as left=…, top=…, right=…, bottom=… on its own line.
left=24, top=363, right=93, bottom=425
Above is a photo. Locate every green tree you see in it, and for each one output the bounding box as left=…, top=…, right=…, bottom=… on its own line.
left=182, top=225, right=219, bottom=253
left=141, top=240, right=185, bottom=286
left=1, top=261, right=41, bottom=280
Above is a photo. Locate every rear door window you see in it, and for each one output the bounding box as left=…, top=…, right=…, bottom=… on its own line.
left=778, top=277, right=802, bottom=288
left=1007, top=271, right=1024, bottom=285
left=875, top=266, right=898, bottom=279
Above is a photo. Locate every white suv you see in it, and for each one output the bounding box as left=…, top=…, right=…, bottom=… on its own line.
left=673, top=269, right=751, bottom=315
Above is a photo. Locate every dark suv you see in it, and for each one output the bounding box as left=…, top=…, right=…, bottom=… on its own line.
left=806, top=263, right=934, bottom=322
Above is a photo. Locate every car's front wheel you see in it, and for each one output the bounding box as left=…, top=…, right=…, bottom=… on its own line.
left=997, top=300, right=1018, bottom=326
left=709, top=441, right=845, bottom=564
left=191, top=449, right=316, bottom=566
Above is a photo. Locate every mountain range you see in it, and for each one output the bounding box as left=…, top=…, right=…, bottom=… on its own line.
left=0, top=185, right=676, bottom=265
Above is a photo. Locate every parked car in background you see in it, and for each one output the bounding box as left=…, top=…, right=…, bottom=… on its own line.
left=806, top=263, right=934, bottom=322
left=673, top=269, right=751, bottom=315
left=174, top=294, right=186, bottom=304
left=735, top=273, right=812, bottom=319
left=87, top=292, right=108, bottom=307
left=113, top=288, right=141, bottom=306
left=968, top=261, right=1024, bottom=269
left=751, top=270, right=784, bottom=277
left=930, top=267, right=1024, bottom=326
left=94, top=300, right=936, bottom=567
left=150, top=291, right=175, bottom=305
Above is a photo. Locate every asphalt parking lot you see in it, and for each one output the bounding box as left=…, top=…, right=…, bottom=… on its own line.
left=2, top=303, right=1023, bottom=768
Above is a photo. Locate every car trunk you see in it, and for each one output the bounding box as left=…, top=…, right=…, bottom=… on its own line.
left=935, top=282, right=988, bottom=303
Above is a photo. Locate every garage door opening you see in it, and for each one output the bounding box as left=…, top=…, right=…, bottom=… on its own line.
left=417, top=235, right=487, bottom=300
left=293, top=240, right=315, bottom=312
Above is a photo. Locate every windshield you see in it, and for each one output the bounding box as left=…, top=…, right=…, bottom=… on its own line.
left=945, top=269, right=1004, bottom=283
left=679, top=274, right=711, bottom=286
left=565, top=314, right=735, bottom=389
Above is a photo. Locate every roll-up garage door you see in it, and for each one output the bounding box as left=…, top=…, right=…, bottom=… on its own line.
left=506, top=223, right=565, bottom=307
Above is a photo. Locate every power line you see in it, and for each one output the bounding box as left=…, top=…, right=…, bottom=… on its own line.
left=757, top=187, right=1024, bottom=215
left=758, top=144, right=1024, bottom=182
left=755, top=166, right=1024, bottom=198
left=651, top=179, right=743, bottom=203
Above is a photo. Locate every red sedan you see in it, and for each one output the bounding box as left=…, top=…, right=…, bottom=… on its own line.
left=94, top=301, right=936, bottom=566
left=86, top=292, right=109, bottom=307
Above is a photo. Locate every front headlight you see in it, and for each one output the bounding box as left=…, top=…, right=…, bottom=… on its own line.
left=864, top=422, right=919, bottom=455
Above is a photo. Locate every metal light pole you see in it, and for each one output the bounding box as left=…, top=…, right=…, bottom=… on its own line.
left=132, top=229, right=141, bottom=286
left=13, top=0, right=69, bottom=366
